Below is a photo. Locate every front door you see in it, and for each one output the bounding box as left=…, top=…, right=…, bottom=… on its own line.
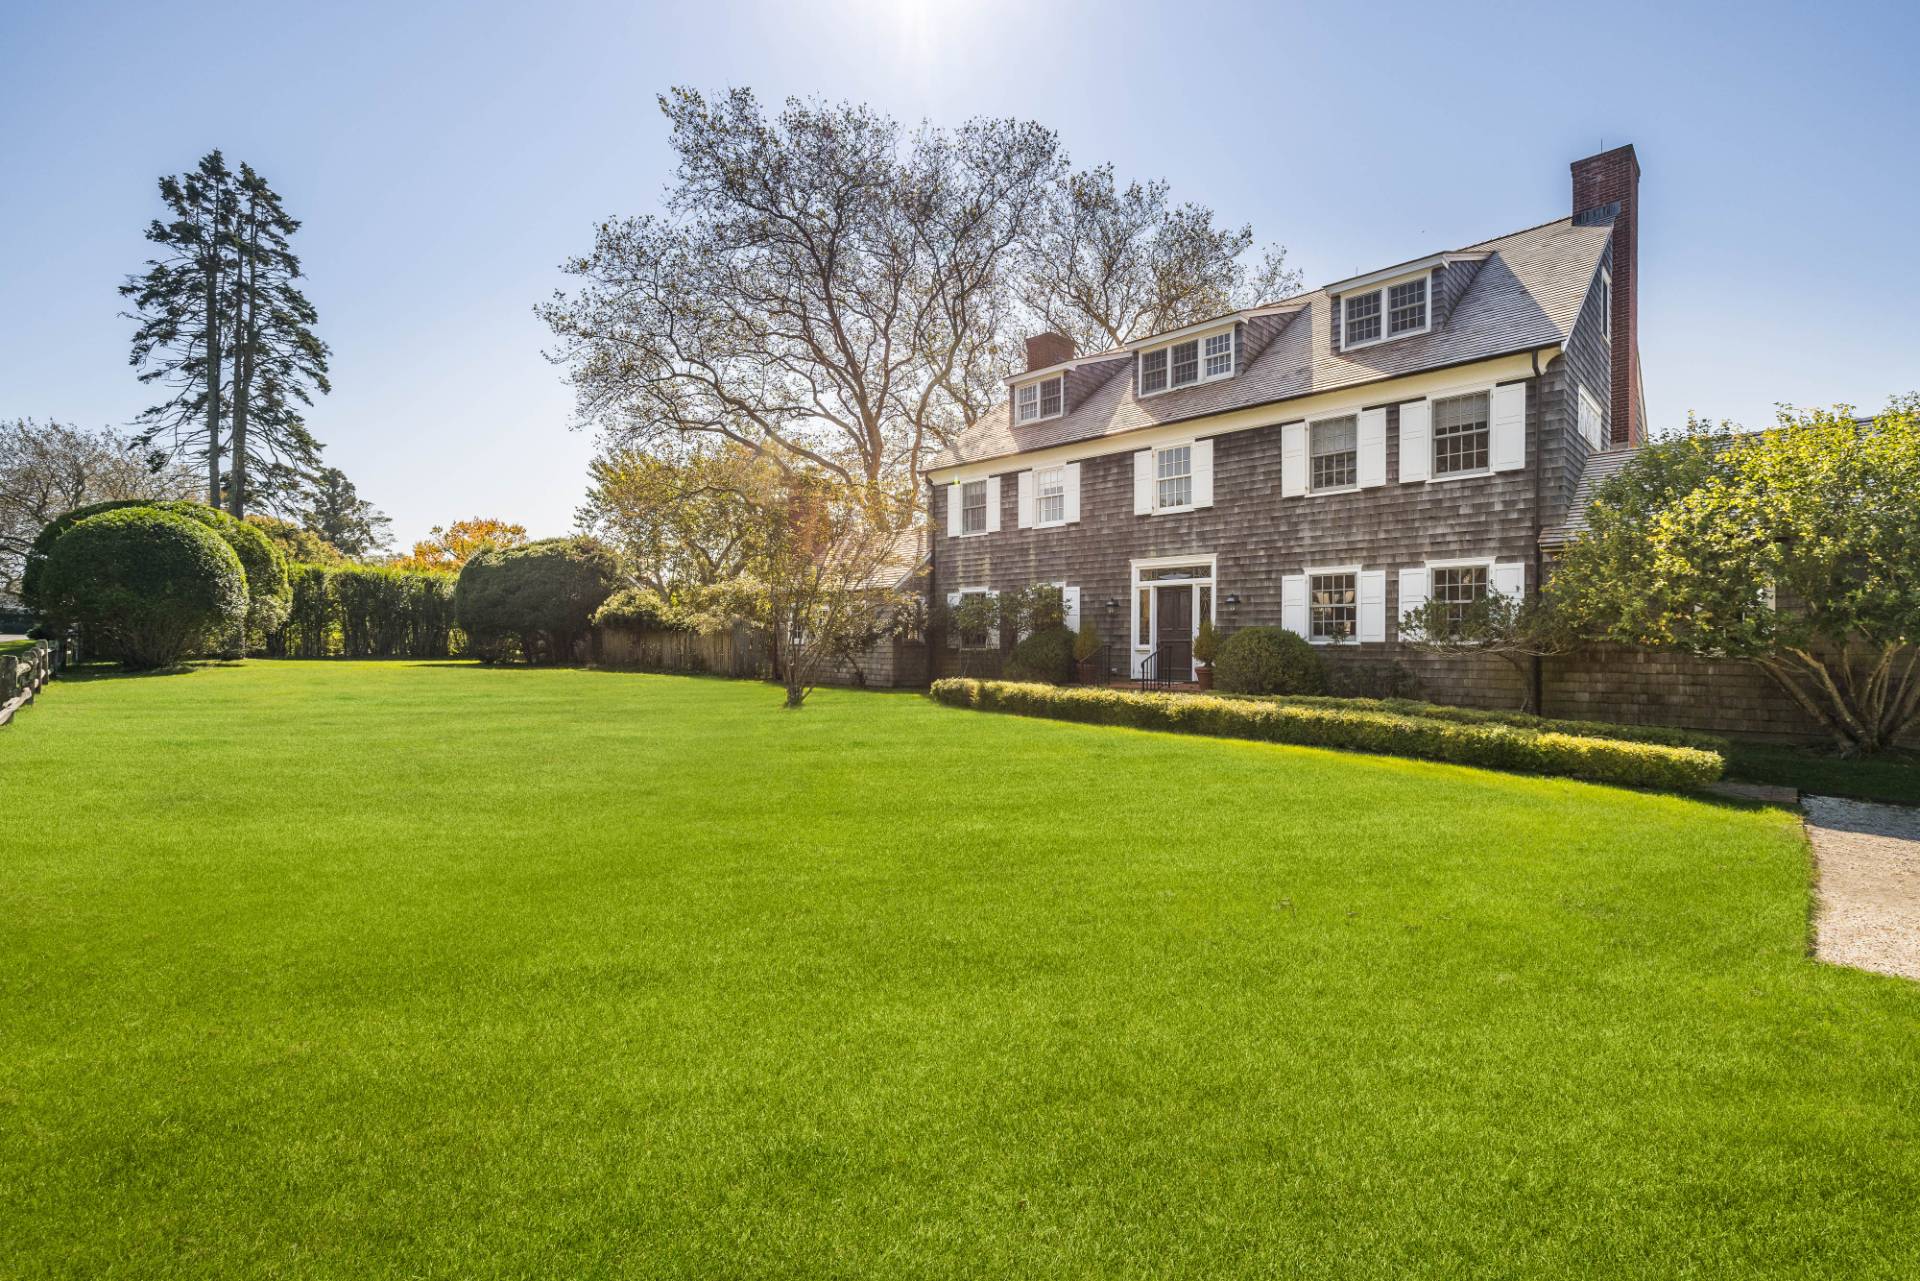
left=1155, top=585, right=1192, bottom=682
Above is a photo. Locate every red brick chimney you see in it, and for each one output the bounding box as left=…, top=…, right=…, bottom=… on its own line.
left=1024, top=332, right=1075, bottom=372
left=1571, top=145, right=1640, bottom=446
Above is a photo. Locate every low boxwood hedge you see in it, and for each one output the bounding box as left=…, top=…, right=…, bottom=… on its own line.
left=1219, top=693, right=1730, bottom=754
left=929, top=679, right=1724, bottom=791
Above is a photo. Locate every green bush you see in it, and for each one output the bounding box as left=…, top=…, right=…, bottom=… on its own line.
left=272, top=563, right=457, bottom=659
left=1220, top=693, right=1730, bottom=753
left=38, top=508, right=246, bottom=670
left=23, top=499, right=289, bottom=654
left=1004, top=625, right=1076, bottom=685
left=592, top=586, right=682, bottom=632
left=928, top=679, right=1724, bottom=790
left=455, top=537, right=621, bottom=664
left=1213, top=626, right=1326, bottom=695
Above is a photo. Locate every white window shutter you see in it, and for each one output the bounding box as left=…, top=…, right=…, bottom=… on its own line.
left=1192, top=438, right=1214, bottom=508
left=1397, top=567, right=1429, bottom=639
left=1016, top=470, right=1034, bottom=529
left=945, top=591, right=961, bottom=647
left=946, top=483, right=962, bottom=538
left=1280, top=422, right=1307, bottom=497
left=1490, top=382, right=1527, bottom=472
left=986, top=589, right=1000, bottom=649
left=1063, top=462, right=1081, bottom=524
left=1399, top=400, right=1431, bottom=483
left=984, top=475, right=1001, bottom=533
left=1357, top=569, right=1387, bottom=642
left=1491, top=561, right=1526, bottom=601
left=1063, top=585, right=1081, bottom=632
left=1357, top=408, right=1387, bottom=488
left=1280, top=574, right=1308, bottom=637
left=1133, top=450, right=1153, bottom=515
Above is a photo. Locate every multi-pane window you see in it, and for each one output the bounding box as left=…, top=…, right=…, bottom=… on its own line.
left=1310, top=573, right=1357, bottom=642
left=1343, top=291, right=1382, bottom=344
left=1431, top=565, right=1489, bottom=632
left=1139, top=329, right=1235, bottom=396
left=1432, top=392, right=1491, bottom=475
left=1036, top=465, right=1065, bottom=524
left=1310, top=417, right=1358, bottom=491
left=1169, top=339, right=1199, bottom=387
left=1016, top=375, right=1063, bottom=424
left=1139, top=348, right=1168, bottom=394
left=1388, top=278, right=1428, bottom=335
left=959, top=590, right=992, bottom=648
left=1204, top=331, right=1234, bottom=378
left=1155, top=445, right=1193, bottom=510
left=960, top=479, right=987, bottom=534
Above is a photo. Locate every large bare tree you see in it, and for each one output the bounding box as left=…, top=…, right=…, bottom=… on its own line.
left=0, top=419, right=197, bottom=599
left=543, top=88, right=1294, bottom=491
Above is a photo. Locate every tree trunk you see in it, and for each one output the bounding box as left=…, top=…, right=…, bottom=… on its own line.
left=203, top=255, right=223, bottom=509
left=227, top=222, right=257, bottom=518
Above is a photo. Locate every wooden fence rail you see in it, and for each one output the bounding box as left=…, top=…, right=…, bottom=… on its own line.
left=0, top=638, right=69, bottom=729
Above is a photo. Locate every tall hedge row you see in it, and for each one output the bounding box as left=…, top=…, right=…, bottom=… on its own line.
left=272, top=564, right=458, bottom=659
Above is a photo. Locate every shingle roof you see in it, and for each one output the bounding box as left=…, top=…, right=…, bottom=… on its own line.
left=855, top=525, right=930, bottom=592
left=931, top=217, right=1612, bottom=471
left=1539, top=446, right=1639, bottom=547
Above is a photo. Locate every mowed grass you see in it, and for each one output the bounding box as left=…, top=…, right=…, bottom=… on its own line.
left=2, top=662, right=1917, bottom=1279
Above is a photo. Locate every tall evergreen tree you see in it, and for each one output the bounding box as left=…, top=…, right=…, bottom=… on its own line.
left=296, top=467, right=391, bottom=560
left=121, top=150, right=330, bottom=517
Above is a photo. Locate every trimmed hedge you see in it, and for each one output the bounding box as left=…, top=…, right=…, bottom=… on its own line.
left=1213, top=626, right=1325, bottom=695
left=38, top=509, right=247, bottom=670
left=1223, top=693, right=1730, bottom=754
left=274, top=564, right=458, bottom=659
left=1004, top=625, right=1076, bottom=684
left=929, top=679, right=1725, bottom=791
left=455, top=537, right=620, bottom=664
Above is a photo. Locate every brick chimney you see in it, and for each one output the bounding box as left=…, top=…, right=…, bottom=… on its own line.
left=1024, top=332, right=1075, bottom=372
left=1571, top=145, right=1640, bottom=446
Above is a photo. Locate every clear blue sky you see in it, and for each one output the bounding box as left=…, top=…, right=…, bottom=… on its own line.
left=3, top=0, right=1916, bottom=547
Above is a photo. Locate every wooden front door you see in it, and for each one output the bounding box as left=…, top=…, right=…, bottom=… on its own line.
left=1155, top=585, right=1192, bottom=681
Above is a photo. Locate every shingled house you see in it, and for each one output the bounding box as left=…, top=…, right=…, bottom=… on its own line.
left=925, top=145, right=1645, bottom=708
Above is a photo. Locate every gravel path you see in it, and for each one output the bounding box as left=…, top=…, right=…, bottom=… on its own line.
left=1805, top=795, right=1920, bottom=982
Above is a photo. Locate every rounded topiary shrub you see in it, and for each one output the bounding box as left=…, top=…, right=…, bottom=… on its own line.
left=1212, top=626, right=1327, bottom=696
left=1004, top=625, right=1076, bottom=685
left=591, top=586, right=681, bottom=632
left=455, top=537, right=621, bottom=664
left=24, top=499, right=288, bottom=654
left=39, top=508, right=246, bottom=670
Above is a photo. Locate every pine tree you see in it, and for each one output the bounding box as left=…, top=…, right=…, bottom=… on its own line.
left=297, top=467, right=391, bottom=560
left=122, top=151, right=330, bottom=517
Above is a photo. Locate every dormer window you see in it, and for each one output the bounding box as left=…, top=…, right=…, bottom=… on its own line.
left=1342, top=272, right=1431, bottom=350
left=1015, top=374, right=1064, bottom=425
left=1137, top=325, right=1235, bottom=397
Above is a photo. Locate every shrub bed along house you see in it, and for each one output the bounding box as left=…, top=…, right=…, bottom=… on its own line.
left=1212, top=626, right=1326, bottom=695
left=929, top=679, right=1725, bottom=790
left=1004, top=625, right=1076, bottom=684
left=1228, top=693, right=1730, bottom=753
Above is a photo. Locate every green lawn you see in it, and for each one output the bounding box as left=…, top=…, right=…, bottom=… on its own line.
left=2, top=662, right=1917, bottom=1279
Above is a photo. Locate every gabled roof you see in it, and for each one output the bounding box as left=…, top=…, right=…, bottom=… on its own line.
left=1540, top=446, right=1639, bottom=547
left=931, top=217, right=1612, bottom=472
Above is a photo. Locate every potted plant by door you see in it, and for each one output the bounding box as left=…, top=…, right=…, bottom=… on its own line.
left=1193, top=619, right=1220, bottom=691
left=1073, top=619, right=1104, bottom=685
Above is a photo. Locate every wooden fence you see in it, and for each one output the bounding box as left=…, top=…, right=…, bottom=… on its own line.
left=0, top=639, right=67, bottom=728
left=591, top=625, right=772, bottom=679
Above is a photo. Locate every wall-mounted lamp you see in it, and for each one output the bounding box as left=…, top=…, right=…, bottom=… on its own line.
left=1104, top=598, right=1119, bottom=611
left=1223, top=594, right=1242, bottom=607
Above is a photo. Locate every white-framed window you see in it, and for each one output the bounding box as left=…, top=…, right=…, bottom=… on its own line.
left=1036, top=465, right=1065, bottom=524
left=1015, top=374, right=1064, bottom=425
left=1155, top=444, right=1193, bottom=510
left=959, top=479, right=988, bottom=534
left=1431, top=563, right=1490, bottom=630
left=1309, top=416, right=1358, bottom=491
left=1309, top=571, right=1358, bottom=642
left=1204, top=331, right=1234, bottom=378
left=1432, top=391, right=1490, bottom=476
left=956, top=588, right=994, bottom=649
left=1599, top=268, right=1612, bottom=340
left=1138, top=326, right=1235, bottom=396
left=1342, top=273, right=1431, bottom=350
left=1577, top=385, right=1605, bottom=450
